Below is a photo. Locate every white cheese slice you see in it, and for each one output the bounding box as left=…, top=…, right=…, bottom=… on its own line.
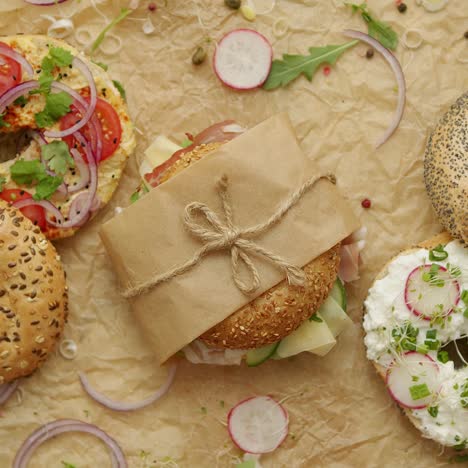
left=319, top=296, right=353, bottom=338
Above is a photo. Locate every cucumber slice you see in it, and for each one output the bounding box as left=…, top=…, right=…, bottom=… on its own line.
left=319, top=295, right=353, bottom=338
left=246, top=342, right=279, bottom=367
left=329, top=278, right=347, bottom=311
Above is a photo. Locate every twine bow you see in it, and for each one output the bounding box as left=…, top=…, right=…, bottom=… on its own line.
left=123, top=173, right=336, bottom=299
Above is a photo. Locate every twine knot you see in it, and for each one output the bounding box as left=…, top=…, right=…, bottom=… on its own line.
left=122, top=173, right=336, bottom=299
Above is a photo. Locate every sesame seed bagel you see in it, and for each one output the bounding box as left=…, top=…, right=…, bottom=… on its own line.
left=0, top=200, right=67, bottom=383
left=160, top=143, right=341, bottom=350
left=424, top=92, right=467, bottom=243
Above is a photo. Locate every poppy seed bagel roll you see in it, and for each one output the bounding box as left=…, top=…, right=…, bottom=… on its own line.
left=424, top=92, right=467, bottom=243
left=0, top=200, right=68, bottom=383
left=160, top=142, right=341, bottom=350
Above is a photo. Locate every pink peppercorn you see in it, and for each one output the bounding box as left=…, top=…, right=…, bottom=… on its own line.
left=148, top=2, right=157, bottom=12
left=361, top=198, right=371, bottom=209
left=323, top=66, right=331, bottom=76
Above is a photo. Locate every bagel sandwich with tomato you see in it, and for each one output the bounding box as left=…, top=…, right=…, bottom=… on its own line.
left=0, top=35, right=135, bottom=240
left=130, top=122, right=364, bottom=366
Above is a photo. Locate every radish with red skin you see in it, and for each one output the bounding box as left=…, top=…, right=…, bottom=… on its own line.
left=386, top=352, right=440, bottom=409
left=404, top=264, right=460, bottom=320
left=227, top=396, right=289, bottom=454
left=214, top=29, right=273, bottom=90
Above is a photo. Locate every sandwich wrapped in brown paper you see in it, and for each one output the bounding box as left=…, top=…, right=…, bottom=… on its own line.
left=100, top=113, right=360, bottom=363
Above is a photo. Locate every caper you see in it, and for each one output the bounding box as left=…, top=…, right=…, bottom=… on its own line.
left=225, top=0, right=241, bottom=9
left=192, top=46, right=207, bottom=65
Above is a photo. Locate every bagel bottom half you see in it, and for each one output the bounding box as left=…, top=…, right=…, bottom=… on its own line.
left=365, top=231, right=459, bottom=440
left=159, top=142, right=341, bottom=350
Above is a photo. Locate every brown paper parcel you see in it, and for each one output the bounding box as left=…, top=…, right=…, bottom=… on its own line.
left=100, top=113, right=360, bottom=363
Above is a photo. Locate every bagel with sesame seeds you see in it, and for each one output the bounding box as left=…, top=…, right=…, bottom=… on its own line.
left=0, top=200, right=67, bottom=384
left=137, top=126, right=356, bottom=366
left=424, top=91, right=467, bottom=243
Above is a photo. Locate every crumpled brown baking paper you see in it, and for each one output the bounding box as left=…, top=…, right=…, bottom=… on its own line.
left=100, top=113, right=359, bottom=363
left=0, top=0, right=467, bottom=466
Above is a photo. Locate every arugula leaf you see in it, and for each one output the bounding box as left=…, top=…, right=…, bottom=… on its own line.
left=91, top=8, right=131, bottom=53
left=10, top=160, right=62, bottom=200
left=263, top=41, right=358, bottom=90
left=112, top=79, right=126, bottom=100
left=35, top=91, right=73, bottom=128
left=41, top=141, right=74, bottom=176
left=0, top=176, right=6, bottom=192
left=0, top=112, right=10, bottom=128
left=346, top=2, right=398, bottom=50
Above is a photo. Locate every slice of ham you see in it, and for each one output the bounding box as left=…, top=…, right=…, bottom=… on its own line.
left=339, top=227, right=367, bottom=283
left=144, top=120, right=244, bottom=188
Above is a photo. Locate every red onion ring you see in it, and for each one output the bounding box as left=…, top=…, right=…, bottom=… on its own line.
left=47, top=131, right=97, bottom=228
left=68, top=148, right=91, bottom=193
left=50, top=81, right=103, bottom=161
left=13, top=198, right=65, bottom=223
left=44, top=57, right=97, bottom=139
left=0, top=43, right=34, bottom=78
left=343, top=29, right=406, bottom=148
left=78, top=363, right=177, bottom=412
left=13, top=419, right=127, bottom=468
left=0, top=81, right=39, bottom=115
left=0, top=380, right=19, bottom=406
left=23, top=0, right=70, bottom=6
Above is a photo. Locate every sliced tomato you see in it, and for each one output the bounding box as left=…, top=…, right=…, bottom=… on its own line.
left=0, top=189, right=47, bottom=231
left=0, top=44, right=21, bottom=96
left=60, top=97, right=122, bottom=163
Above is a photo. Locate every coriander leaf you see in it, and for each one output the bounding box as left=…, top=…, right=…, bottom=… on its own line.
left=0, top=112, right=10, bottom=128
left=35, top=91, right=73, bottom=128
left=41, top=141, right=74, bottom=176
left=346, top=2, right=398, bottom=50
left=34, top=174, right=63, bottom=200
left=263, top=41, right=358, bottom=90
left=91, top=8, right=131, bottom=53
left=14, top=95, right=27, bottom=107
left=0, top=176, right=6, bottom=191
left=49, top=47, right=73, bottom=68
left=10, top=160, right=46, bottom=185
left=112, top=79, right=126, bottom=100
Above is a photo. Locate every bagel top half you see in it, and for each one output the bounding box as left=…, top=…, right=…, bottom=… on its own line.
left=159, top=142, right=341, bottom=350
left=424, top=92, right=467, bottom=244
left=0, top=35, right=136, bottom=240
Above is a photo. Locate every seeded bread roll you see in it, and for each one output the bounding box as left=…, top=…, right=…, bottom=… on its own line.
left=160, top=143, right=341, bottom=350
left=424, top=92, right=467, bottom=243
left=0, top=201, right=68, bottom=384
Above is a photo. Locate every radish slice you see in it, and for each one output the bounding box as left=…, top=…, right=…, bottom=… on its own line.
left=227, top=396, right=288, bottom=454
left=404, top=264, right=460, bottom=320
left=213, top=29, right=272, bottom=90
left=386, top=352, right=440, bottom=409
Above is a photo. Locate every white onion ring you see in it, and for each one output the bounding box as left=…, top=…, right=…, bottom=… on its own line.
left=343, top=29, right=406, bottom=148
left=0, top=80, right=39, bottom=114
left=78, top=363, right=177, bottom=412
left=45, top=17, right=74, bottom=39
left=44, top=57, right=97, bottom=139
left=12, top=419, right=127, bottom=468
left=0, top=43, right=34, bottom=77
left=0, top=380, right=19, bottom=406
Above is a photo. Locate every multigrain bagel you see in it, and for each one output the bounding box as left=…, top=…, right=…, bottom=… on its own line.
left=0, top=200, right=67, bottom=383
left=364, top=232, right=468, bottom=448
left=424, top=92, right=467, bottom=243
left=161, top=143, right=341, bottom=350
